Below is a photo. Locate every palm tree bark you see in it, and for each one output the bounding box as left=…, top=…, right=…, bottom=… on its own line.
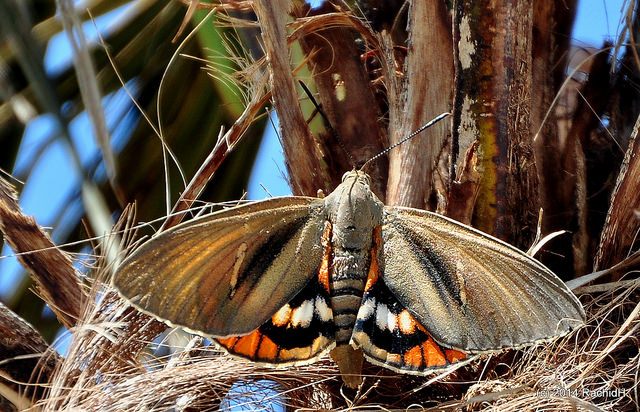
left=451, top=0, right=538, bottom=248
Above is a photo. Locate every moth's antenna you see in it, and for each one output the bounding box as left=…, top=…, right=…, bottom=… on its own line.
left=298, top=80, right=356, bottom=168
left=360, top=112, right=450, bottom=171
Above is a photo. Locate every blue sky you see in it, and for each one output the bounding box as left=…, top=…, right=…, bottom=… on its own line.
left=0, top=0, right=628, bottom=373
left=574, top=0, right=626, bottom=46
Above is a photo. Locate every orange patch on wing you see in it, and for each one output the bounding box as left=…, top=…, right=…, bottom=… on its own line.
left=423, top=338, right=447, bottom=367
left=318, top=222, right=332, bottom=293
left=445, top=348, right=467, bottom=363
left=403, top=345, right=424, bottom=368
left=218, top=332, right=283, bottom=362
left=218, top=332, right=261, bottom=358
left=217, top=336, right=239, bottom=348
left=364, top=226, right=383, bottom=291
left=401, top=338, right=447, bottom=369
left=256, top=335, right=280, bottom=360
left=392, top=305, right=466, bottom=368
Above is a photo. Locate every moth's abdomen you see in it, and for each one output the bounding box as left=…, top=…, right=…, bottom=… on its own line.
left=330, top=250, right=369, bottom=344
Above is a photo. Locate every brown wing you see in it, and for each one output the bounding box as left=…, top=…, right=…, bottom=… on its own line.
left=380, top=206, right=585, bottom=352
left=113, top=197, right=326, bottom=337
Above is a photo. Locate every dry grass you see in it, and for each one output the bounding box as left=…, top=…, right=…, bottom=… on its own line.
left=456, top=285, right=639, bottom=411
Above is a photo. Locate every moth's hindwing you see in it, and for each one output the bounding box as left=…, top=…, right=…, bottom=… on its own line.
left=113, top=197, right=326, bottom=338
left=380, top=207, right=585, bottom=352
left=353, top=273, right=467, bottom=374
left=216, top=275, right=336, bottom=365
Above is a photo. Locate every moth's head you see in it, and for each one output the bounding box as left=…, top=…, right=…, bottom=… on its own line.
left=324, top=170, right=383, bottom=249
left=340, top=170, right=371, bottom=188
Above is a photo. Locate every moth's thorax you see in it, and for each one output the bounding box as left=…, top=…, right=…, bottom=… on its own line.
left=325, top=171, right=383, bottom=251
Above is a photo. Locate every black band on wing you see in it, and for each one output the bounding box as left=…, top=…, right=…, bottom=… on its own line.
left=357, top=279, right=429, bottom=353
left=238, top=217, right=309, bottom=290
left=259, top=278, right=334, bottom=350
left=353, top=277, right=467, bottom=373
left=216, top=276, right=335, bottom=364
left=386, top=217, right=464, bottom=307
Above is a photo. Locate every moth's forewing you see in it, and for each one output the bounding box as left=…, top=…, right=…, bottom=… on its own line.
left=113, top=197, right=327, bottom=337
left=380, top=207, right=585, bottom=352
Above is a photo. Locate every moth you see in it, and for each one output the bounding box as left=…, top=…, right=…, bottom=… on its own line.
left=113, top=170, right=585, bottom=388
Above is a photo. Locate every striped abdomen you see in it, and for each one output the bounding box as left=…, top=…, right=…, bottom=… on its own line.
left=330, top=249, right=369, bottom=345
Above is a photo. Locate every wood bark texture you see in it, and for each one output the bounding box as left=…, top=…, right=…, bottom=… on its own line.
left=452, top=0, right=538, bottom=249
left=386, top=0, right=454, bottom=209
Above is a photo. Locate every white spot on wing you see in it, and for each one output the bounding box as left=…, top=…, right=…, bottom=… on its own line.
left=272, top=303, right=292, bottom=326
left=387, top=310, right=397, bottom=332
left=398, top=310, right=416, bottom=333
left=291, top=300, right=314, bottom=328
left=314, top=297, right=332, bottom=321
left=375, top=304, right=389, bottom=331
left=357, top=297, right=375, bottom=320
